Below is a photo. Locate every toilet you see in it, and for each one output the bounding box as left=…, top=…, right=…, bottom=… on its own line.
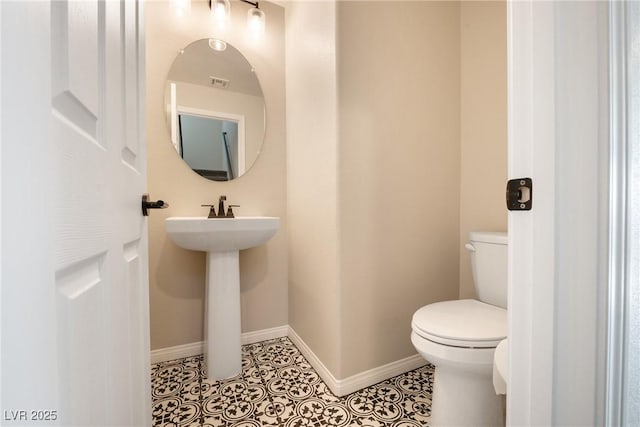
left=411, top=231, right=507, bottom=426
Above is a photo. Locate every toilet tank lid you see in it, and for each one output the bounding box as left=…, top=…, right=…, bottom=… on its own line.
left=469, top=231, right=507, bottom=245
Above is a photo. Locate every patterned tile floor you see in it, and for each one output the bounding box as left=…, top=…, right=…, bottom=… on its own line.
left=151, top=337, right=434, bottom=426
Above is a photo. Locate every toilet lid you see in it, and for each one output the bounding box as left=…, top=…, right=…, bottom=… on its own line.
left=412, top=299, right=507, bottom=348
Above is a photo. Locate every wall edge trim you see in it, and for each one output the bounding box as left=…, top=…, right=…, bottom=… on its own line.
left=241, top=325, right=290, bottom=345
left=150, top=341, right=205, bottom=364
left=150, top=325, right=289, bottom=364
left=287, top=326, right=427, bottom=397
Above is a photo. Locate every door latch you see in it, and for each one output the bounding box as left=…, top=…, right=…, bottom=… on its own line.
left=506, top=178, right=532, bottom=211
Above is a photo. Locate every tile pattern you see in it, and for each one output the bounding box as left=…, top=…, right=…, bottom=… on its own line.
left=152, top=337, right=433, bottom=426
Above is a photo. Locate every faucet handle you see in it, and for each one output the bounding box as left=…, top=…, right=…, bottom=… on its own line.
left=226, top=205, right=240, bottom=218
left=201, top=204, right=216, bottom=218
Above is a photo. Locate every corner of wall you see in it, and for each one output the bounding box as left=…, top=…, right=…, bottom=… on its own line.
left=458, top=1, right=508, bottom=299
left=285, top=0, right=342, bottom=379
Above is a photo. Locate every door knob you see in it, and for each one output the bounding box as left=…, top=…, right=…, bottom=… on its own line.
left=142, top=194, right=169, bottom=216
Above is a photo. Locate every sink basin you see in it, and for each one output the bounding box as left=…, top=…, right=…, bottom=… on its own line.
left=165, top=216, right=280, bottom=252
left=164, top=216, right=280, bottom=380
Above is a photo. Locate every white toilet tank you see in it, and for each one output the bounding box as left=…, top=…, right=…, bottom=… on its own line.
left=466, top=231, right=508, bottom=309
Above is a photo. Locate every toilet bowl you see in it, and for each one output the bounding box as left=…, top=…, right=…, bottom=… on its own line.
left=411, top=231, right=507, bottom=426
left=493, top=338, right=508, bottom=395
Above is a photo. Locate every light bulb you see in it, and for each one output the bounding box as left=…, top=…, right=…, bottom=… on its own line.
left=208, top=38, right=227, bottom=52
left=247, top=7, right=265, bottom=39
left=210, top=0, right=231, bottom=26
left=170, top=0, right=191, bottom=17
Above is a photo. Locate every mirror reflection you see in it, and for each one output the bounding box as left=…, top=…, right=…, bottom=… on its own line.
left=165, top=39, right=265, bottom=181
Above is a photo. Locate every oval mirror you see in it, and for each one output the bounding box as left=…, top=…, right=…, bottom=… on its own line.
left=164, top=39, right=265, bottom=181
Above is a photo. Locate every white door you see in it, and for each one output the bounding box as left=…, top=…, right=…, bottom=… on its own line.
left=508, top=1, right=609, bottom=425
left=506, top=4, right=556, bottom=423
left=1, top=1, right=151, bottom=426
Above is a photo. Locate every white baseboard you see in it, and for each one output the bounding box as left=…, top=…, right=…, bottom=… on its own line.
left=333, top=353, right=426, bottom=396
left=287, top=326, right=341, bottom=394
left=287, top=326, right=426, bottom=397
left=151, top=325, right=426, bottom=397
left=242, top=325, right=289, bottom=345
left=150, top=341, right=205, bottom=364
left=150, top=325, right=289, bottom=364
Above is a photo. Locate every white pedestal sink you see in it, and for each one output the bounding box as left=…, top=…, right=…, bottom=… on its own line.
left=165, top=216, right=280, bottom=380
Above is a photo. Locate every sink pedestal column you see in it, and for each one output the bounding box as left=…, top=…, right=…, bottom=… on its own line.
left=204, top=250, right=242, bottom=380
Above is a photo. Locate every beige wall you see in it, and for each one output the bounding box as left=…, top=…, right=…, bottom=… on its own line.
left=287, top=1, right=463, bottom=380
left=148, top=0, right=506, bottom=377
left=337, top=1, right=462, bottom=378
left=287, top=1, right=506, bottom=380
left=285, top=1, right=342, bottom=376
left=146, top=0, right=287, bottom=351
left=459, top=1, right=507, bottom=299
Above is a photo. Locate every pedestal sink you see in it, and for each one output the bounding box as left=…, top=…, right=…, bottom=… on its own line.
left=165, top=216, right=280, bottom=380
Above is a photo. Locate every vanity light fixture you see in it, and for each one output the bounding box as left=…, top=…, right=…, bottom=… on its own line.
left=246, top=3, right=266, bottom=38
left=210, top=0, right=231, bottom=26
left=170, top=0, right=191, bottom=17
left=209, top=0, right=266, bottom=38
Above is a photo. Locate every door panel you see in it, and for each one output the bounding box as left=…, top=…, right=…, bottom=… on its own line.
left=1, top=0, right=150, bottom=425
left=51, top=0, right=100, bottom=141
left=52, top=3, right=111, bottom=422
left=55, top=254, right=108, bottom=423
left=123, top=0, right=140, bottom=170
